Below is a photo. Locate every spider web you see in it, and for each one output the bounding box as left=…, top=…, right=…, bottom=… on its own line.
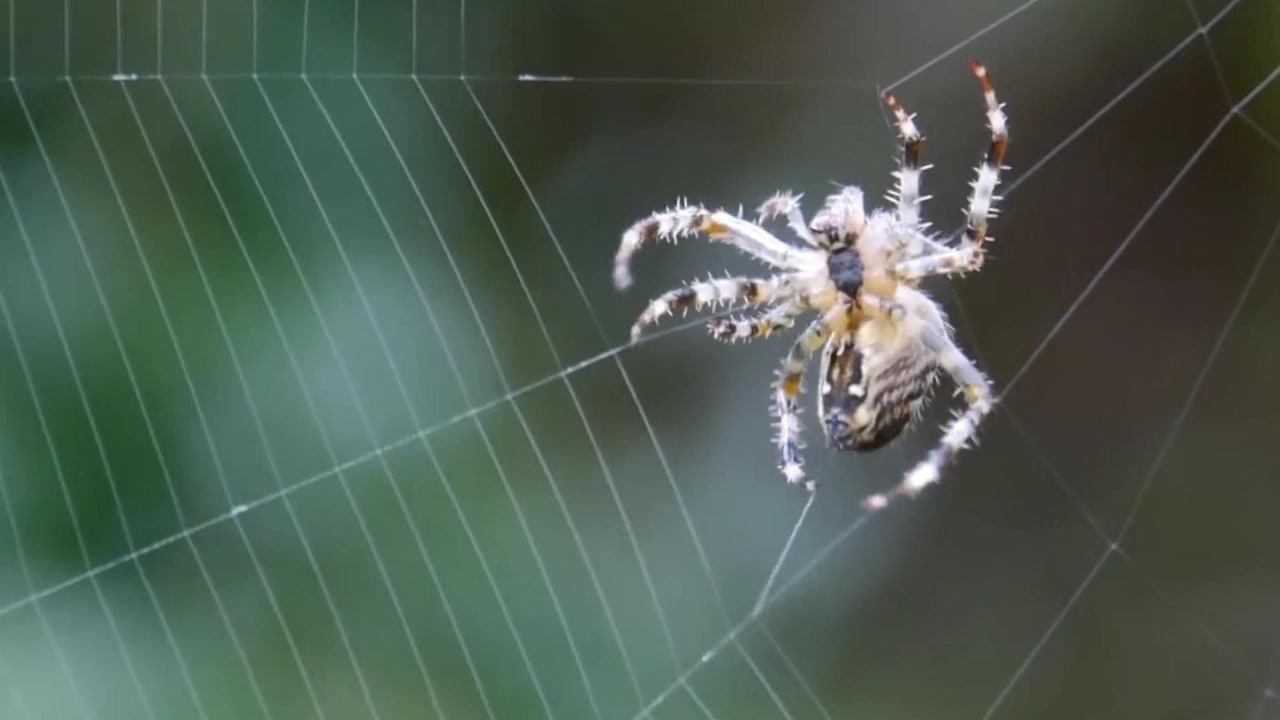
left=0, top=0, right=1278, bottom=717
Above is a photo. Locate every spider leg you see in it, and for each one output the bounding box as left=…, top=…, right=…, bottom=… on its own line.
left=817, top=332, right=855, bottom=444
left=757, top=191, right=820, bottom=247
left=904, top=235, right=953, bottom=262
left=707, top=296, right=808, bottom=343
left=963, top=62, right=1009, bottom=257
left=862, top=326, right=993, bottom=511
left=890, top=64, right=1009, bottom=281
left=883, top=93, right=932, bottom=229
left=630, top=274, right=786, bottom=342
left=773, top=302, right=849, bottom=491
left=893, top=226, right=957, bottom=263
left=856, top=291, right=906, bottom=322
left=892, top=248, right=981, bottom=280
left=614, top=201, right=819, bottom=289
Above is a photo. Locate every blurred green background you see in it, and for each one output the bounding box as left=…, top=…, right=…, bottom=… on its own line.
left=0, top=0, right=1278, bottom=718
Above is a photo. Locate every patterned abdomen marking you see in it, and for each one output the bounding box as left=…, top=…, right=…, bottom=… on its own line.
left=822, top=340, right=938, bottom=452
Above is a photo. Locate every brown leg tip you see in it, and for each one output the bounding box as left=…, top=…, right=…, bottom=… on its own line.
left=970, top=61, right=994, bottom=93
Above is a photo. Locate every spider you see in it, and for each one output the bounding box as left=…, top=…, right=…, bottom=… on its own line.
left=612, top=62, right=1008, bottom=511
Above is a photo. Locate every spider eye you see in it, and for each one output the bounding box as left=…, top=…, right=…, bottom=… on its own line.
left=827, top=248, right=863, bottom=298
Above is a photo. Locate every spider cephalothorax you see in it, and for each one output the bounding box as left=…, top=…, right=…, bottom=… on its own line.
left=825, top=247, right=864, bottom=298
left=613, top=63, right=1008, bottom=510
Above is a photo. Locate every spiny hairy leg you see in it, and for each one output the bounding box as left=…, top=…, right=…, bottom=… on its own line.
left=856, top=291, right=906, bottom=322
left=863, top=328, right=993, bottom=511
left=958, top=62, right=1009, bottom=270
left=773, top=303, right=849, bottom=491
left=890, top=63, right=1009, bottom=281
left=614, top=200, right=815, bottom=289
left=883, top=93, right=931, bottom=229
left=894, top=247, right=983, bottom=280
left=630, top=275, right=784, bottom=342
left=757, top=191, right=818, bottom=247
left=707, top=298, right=806, bottom=343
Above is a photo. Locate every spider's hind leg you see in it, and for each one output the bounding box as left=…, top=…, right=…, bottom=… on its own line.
left=862, top=326, right=993, bottom=511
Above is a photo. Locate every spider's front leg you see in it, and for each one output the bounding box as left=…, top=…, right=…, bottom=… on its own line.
left=614, top=201, right=816, bottom=290
left=862, top=326, right=993, bottom=511
left=630, top=275, right=787, bottom=342
left=893, top=63, right=1009, bottom=281
left=773, top=303, right=849, bottom=491
left=962, top=62, right=1010, bottom=261
left=884, top=93, right=931, bottom=229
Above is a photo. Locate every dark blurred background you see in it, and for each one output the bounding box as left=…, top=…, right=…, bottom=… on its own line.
left=0, top=0, right=1278, bottom=718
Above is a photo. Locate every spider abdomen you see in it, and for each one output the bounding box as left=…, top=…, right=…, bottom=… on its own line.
left=822, top=340, right=937, bottom=452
